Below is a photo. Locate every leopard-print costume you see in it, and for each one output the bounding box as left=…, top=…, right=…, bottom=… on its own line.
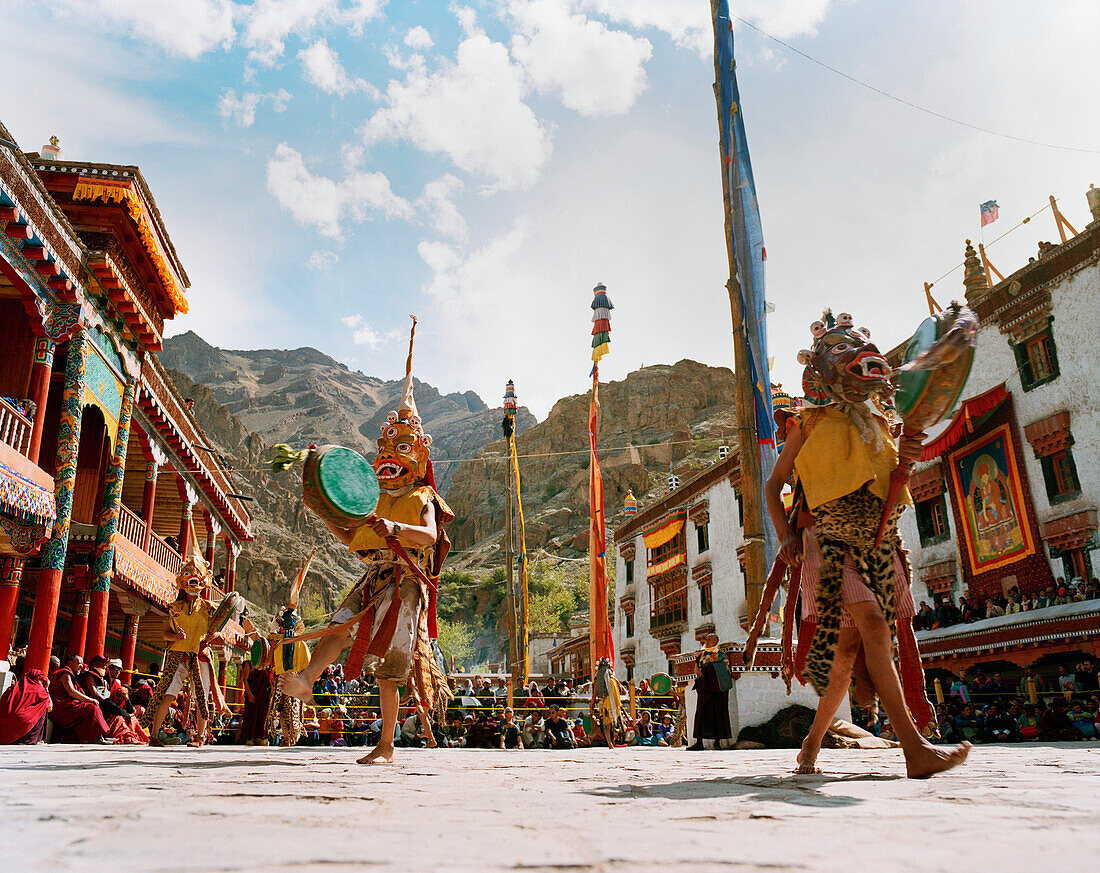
left=266, top=690, right=303, bottom=746
left=803, top=485, right=902, bottom=696
left=139, top=651, right=210, bottom=731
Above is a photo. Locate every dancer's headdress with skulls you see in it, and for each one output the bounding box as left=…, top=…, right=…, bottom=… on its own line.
left=797, top=309, right=895, bottom=408
left=374, top=316, right=435, bottom=491
left=176, top=556, right=210, bottom=595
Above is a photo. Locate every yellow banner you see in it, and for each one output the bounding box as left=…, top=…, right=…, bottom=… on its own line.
left=642, top=513, right=686, bottom=549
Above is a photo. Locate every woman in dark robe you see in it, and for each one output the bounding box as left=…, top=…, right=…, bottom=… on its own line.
left=689, top=633, right=732, bottom=750
left=49, top=655, right=112, bottom=743
left=0, top=664, right=51, bottom=744
left=238, top=650, right=274, bottom=745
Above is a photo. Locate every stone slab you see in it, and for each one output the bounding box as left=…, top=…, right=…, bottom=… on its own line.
left=1, top=743, right=1097, bottom=872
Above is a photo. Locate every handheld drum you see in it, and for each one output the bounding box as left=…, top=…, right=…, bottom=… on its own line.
left=209, top=591, right=244, bottom=635
left=873, top=304, right=978, bottom=546
left=649, top=673, right=673, bottom=695
left=272, top=444, right=380, bottom=528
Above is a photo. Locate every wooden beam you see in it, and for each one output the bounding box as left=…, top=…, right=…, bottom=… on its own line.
left=21, top=245, right=46, bottom=260
left=48, top=277, right=73, bottom=292
left=978, top=243, right=1004, bottom=284
left=0, top=206, right=18, bottom=223
left=1050, top=195, right=1078, bottom=243
left=5, top=223, right=32, bottom=240
left=35, top=261, right=61, bottom=277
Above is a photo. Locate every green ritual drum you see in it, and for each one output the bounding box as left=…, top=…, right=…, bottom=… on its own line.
left=301, top=445, right=380, bottom=529
left=895, top=305, right=978, bottom=431
left=649, top=672, right=673, bottom=695
left=249, top=637, right=269, bottom=668
left=209, top=591, right=244, bottom=636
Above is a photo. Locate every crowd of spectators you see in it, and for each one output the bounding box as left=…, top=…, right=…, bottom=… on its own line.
left=251, top=671, right=681, bottom=750
left=914, top=578, right=1100, bottom=631
left=0, top=651, right=205, bottom=746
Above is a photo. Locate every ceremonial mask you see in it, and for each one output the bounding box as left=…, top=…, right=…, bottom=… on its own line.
left=798, top=310, right=893, bottom=405
left=175, top=558, right=209, bottom=595
left=374, top=412, right=432, bottom=491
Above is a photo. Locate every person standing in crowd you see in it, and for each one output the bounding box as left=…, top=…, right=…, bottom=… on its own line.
left=48, top=655, right=113, bottom=744
left=0, top=658, right=51, bottom=745
left=689, top=633, right=732, bottom=751
left=238, top=644, right=274, bottom=745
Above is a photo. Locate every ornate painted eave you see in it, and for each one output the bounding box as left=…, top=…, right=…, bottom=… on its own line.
left=30, top=160, right=189, bottom=317
left=138, top=355, right=252, bottom=540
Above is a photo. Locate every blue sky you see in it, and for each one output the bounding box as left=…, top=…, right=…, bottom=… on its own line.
left=3, top=0, right=1097, bottom=418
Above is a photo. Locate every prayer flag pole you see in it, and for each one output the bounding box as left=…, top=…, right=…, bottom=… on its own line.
left=503, top=380, right=530, bottom=685
left=710, top=0, right=773, bottom=623
left=588, top=284, right=614, bottom=674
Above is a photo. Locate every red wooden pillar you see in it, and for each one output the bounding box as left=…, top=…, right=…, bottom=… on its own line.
left=225, top=537, right=238, bottom=593
left=0, top=557, right=23, bottom=661
left=140, top=462, right=158, bottom=550
left=66, top=589, right=89, bottom=660
left=203, top=511, right=215, bottom=566
left=178, top=481, right=194, bottom=559
left=218, top=657, right=228, bottom=700
left=84, top=588, right=110, bottom=661
left=27, top=337, right=55, bottom=465
left=120, top=612, right=140, bottom=683
left=27, top=330, right=89, bottom=673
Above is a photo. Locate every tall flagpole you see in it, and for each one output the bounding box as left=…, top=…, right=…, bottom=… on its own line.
left=588, top=284, right=614, bottom=675
left=710, top=0, right=767, bottom=623
left=503, top=380, right=529, bottom=685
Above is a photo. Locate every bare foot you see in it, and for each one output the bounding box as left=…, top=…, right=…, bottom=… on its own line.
left=357, top=742, right=395, bottom=765
left=905, top=741, right=971, bottom=779
left=795, top=738, right=822, bottom=774
left=278, top=672, right=314, bottom=703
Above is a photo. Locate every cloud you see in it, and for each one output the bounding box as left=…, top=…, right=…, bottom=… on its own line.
left=419, top=221, right=529, bottom=312
left=266, top=143, right=412, bottom=237
left=243, top=0, right=386, bottom=64
left=307, top=249, right=339, bottom=269
left=417, top=175, right=468, bottom=242
left=217, top=88, right=292, bottom=127
left=403, top=25, right=434, bottom=50
left=579, top=0, right=833, bottom=57
left=341, top=313, right=397, bottom=348
left=508, top=0, right=652, bottom=117
left=300, top=39, right=359, bottom=95
left=362, top=34, right=552, bottom=190
left=54, top=0, right=236, bottom=58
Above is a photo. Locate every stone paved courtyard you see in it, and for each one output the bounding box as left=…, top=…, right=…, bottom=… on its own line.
left=2, top=743, right=1097, bottom=872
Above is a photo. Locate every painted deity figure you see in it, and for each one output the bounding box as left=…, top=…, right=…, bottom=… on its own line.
left=763, top=310, right=970, bottom=778
left=280, top=320, right=453, bottom=764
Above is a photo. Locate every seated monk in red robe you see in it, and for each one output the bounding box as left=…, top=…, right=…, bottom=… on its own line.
left=49, top=655, right=113, bottom=744
left=0, top=662, right=51, bottom=745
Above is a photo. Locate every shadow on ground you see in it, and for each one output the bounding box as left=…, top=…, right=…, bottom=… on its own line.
left=585, top=773, right=902, bottom=807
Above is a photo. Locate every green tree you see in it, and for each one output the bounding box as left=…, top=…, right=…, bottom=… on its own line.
left=436, top=618, right=476, bottom=669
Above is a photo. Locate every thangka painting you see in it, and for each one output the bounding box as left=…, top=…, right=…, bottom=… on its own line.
left=948, top=423, right=1035, bottom=573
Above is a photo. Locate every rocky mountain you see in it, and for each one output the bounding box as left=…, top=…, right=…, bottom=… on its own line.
left=446, top=360, right=741, bottom=568
left=165, top=368, right=363, bottom=617
left=161, top=331, right=536, bottom=495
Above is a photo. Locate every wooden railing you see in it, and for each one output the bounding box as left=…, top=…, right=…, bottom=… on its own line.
left=0, top=397, right=32, bottom=456
left=116, top=504, right=147, bottom=548
left=147, top=529, right=183, bottom=577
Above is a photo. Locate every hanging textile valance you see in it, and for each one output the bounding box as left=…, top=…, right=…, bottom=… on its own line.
left=648, top=552, right=686, bottom=578
left=642, top=510, right=687, bottom=549
left=920, top=384, right=1008, bottom=461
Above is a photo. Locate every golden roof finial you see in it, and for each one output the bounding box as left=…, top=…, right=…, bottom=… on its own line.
left=962, top=239, right=989, bottom=304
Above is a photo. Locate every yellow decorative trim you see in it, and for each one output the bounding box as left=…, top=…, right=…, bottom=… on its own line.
left=73, top=178, right=188, bottom=314
left=647, top=552, right=686, bottom=577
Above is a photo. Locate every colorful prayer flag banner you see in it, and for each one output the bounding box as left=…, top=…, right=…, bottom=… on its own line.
left=980, top=200, right=999, bottom=227
left=714, top=2, right=774, bottom=449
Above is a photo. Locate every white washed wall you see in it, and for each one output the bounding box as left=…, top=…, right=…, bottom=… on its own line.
left=903, top=256, right=1100, bottom=593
